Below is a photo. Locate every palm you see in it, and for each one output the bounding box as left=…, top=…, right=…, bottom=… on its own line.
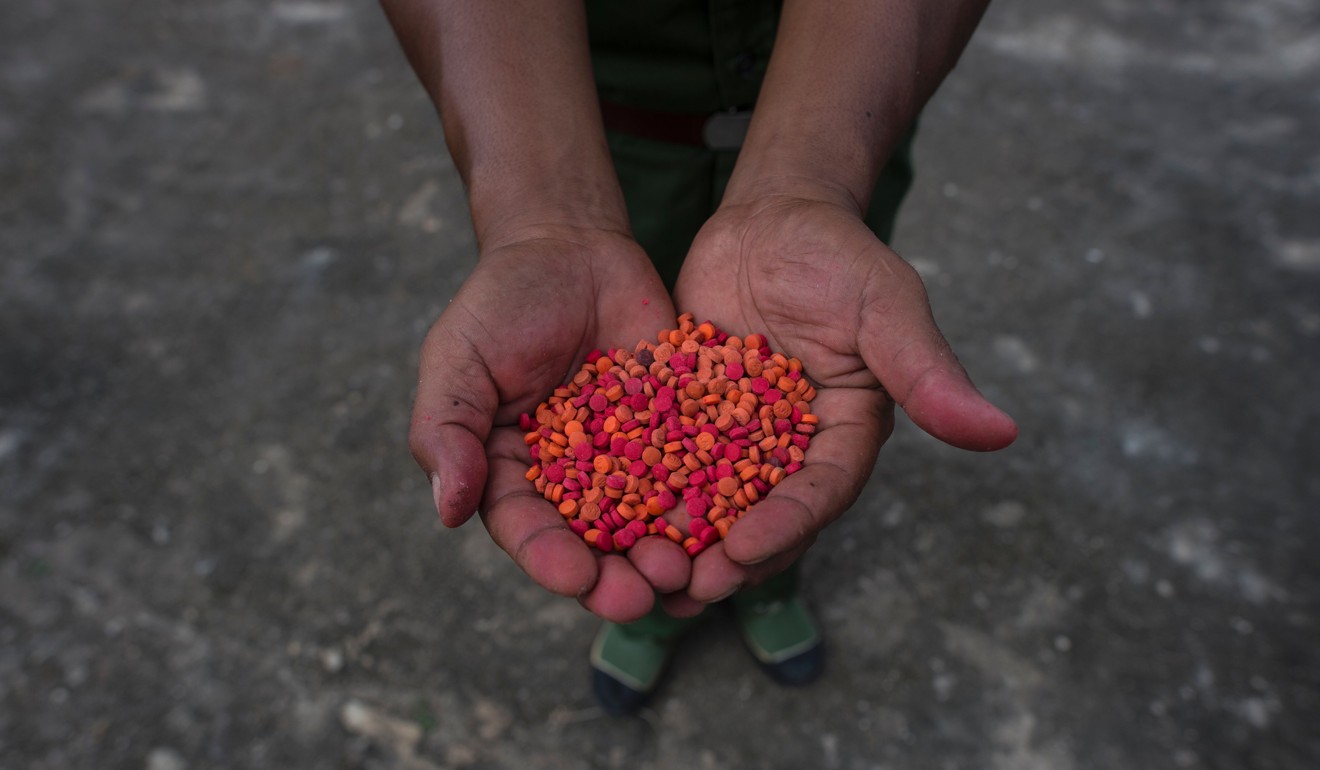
left=411, top=229, right=691, bottom=621
left=671, top=197, right=1015, bottom=600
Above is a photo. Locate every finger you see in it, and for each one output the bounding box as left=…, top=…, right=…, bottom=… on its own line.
left=686, top=539, right=812, bottom=603
left=857, top=253, right=1018, bottom=452
left=626, top=535, right=691, bottom=594
left=579, top=554, right=657, bottom=623
left=720, top=388, right=892, bottom=566
left=410, top=317, right=500, bottom=527
left=480, top=428, right=599, bottom=597
left=659, top=590, right=708, bottom=618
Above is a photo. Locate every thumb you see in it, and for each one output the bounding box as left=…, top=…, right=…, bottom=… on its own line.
left=408, top=323, right=499, bottom=527
left=857, top=260, right=1017, bottom=452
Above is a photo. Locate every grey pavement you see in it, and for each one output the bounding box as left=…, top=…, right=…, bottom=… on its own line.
left=2, top=0, right=1317, bottom=768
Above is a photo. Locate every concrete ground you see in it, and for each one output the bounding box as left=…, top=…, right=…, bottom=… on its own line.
left=2, top=0, right=1317, bottom=768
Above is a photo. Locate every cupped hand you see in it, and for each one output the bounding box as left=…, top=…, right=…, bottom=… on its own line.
left=409, top=225, right=691, bottom=622
left=672, top=189, right=1018, bottom=603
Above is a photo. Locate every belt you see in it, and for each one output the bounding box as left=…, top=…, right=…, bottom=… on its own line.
left=599, top=100, right=752, bottom=151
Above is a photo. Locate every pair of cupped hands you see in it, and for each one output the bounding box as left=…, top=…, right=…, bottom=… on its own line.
left=409, top=189, right=1018, bottom=624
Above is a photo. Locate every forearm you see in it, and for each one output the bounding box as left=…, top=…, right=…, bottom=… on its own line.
left=380, top=0, right=627, bottom=245
left=725, top=0, right=990, bottom=213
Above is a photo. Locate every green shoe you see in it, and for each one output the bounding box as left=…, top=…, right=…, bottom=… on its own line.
left=730, top=593, right=824, bottom=686
left=589, top=606, right=703, bottom=715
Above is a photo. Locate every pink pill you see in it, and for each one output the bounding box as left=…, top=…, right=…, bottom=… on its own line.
left=595, top=531, right=614, bottom=552
left=726, top=362, right=743, bottom=379
left=605, top=474, right=627, bottom=490
left=685, top=541, right=705, bottom=557
left=714, top=464, right=735, bottom=480
left=544, top=463, right=566, bottom=483
left=751, top=378, right=770, bottom=395
left=723, top=444, right=741, bottom=462
left=773, top=418, right=793, bottom=435
left=630, top=393, right=649, bottom=411
left=764, top=389, right=782, bottom=404
left=625, top=441, right=644, bottom=461
left=610, top=436, right=627, bottom=455
left=519, top=413, right=533, bottom=431
left=687, top=497, right=709, bottom=518
left=613, top=529, right=637, bottom=550
left=652, top=464, right=670, bottom=483
left=569, top=519, right=590, bottom=536
left=589, top=394, right=609, bottom=412
left=629, top=460, right=648, bottom=477
left=627, top=519, right=649, bottom=537
left=625, top=378, right=644, bottom=395
left=655, top=489, right=677, bottom=509
left=592, top=431, right=609, bottom=448
left=699, top=527, right=719, bottom=546
left=688, top=469, right=707, bottom=487
left=689, top=518, right=709, bottom=537
left=785, top=462, right=803, bottom=474
left=574, top=442, right=593, bottom=460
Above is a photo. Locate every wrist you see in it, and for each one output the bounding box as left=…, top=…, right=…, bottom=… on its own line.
left=717, top=172, right=863, bottom=219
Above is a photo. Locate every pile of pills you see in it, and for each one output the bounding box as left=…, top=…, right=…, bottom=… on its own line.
left=520, top=313, right=817, bottom=558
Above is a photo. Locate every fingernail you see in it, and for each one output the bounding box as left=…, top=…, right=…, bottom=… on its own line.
left=430, top=472, right=445, bottom=517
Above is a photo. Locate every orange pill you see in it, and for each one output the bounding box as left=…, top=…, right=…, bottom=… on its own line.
left=642, top=446, right=662, bottom=466
left=558, top=499, right=578, bottom=517
left=664, top=525, right=683, bottom=543
left=717, top=476, right=739, bottom=497
left=525, top=465, right=541, bottom=481
left=593, top=455, right=613, bottom=474
left=743, top=482, right=759, bottom=503
left=695, top=432, right=715, bottom=452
